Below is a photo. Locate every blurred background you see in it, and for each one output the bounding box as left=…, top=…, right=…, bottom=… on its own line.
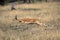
left=0, top=0, right=60, bottom=5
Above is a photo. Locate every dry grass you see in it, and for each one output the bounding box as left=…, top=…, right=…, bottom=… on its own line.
left=0, top=2, right=60, bottom=40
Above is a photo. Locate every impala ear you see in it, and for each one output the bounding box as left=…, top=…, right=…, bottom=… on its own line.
left=15, top=15, right=17, bottom=20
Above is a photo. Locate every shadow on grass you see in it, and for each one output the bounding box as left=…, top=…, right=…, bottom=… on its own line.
left=0, top=8, right=41, bottom=12
left=9, top=23, right=39, bottom=31
left=18, top=8, right=41, bottom=11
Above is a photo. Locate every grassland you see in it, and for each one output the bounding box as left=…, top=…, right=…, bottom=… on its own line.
left=0, top=2, right=60, bottom=40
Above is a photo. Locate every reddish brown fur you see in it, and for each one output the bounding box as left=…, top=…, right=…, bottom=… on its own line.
left=19, top=18, right=39, bottom=23
left=15, top=17, right=46, bottom=26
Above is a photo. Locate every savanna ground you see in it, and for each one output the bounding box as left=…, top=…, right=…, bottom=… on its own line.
left=0, top=2, right=60, bottom=40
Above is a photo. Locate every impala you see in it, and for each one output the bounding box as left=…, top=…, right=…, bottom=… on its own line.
left=15, top=15, right=46, bottom=26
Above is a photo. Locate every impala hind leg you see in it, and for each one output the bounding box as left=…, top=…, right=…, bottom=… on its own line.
left=36, top=21, right=47, bottom=26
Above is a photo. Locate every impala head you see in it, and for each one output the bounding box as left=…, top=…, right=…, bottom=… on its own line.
left=15, top=15, right=24, bottom=23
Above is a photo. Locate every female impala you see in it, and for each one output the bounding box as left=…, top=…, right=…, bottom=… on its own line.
left=15, top=15, right=46, bottom=26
